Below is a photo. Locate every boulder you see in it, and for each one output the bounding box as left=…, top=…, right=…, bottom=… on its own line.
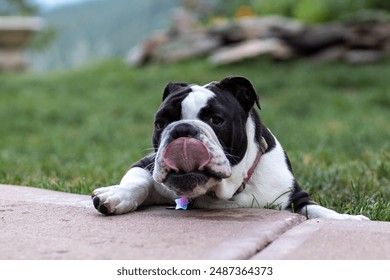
left=222, top=16, right=303, bottom=43
left=125, top=11, right=390, bottom=67
left=209, top=38, right=294, bottom=65
left=382, top=39, right=390, bottom=53
left=126, top=31, right=168, bottom=66
left=310, top=45, right=347, bottom=62
left=345, top=24, right=390, bottom=49
left=283, top=23, right=349, bottom=55
left=155, top=31, right=221, bottom=63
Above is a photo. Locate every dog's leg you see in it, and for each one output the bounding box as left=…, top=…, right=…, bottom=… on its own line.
left=92, top=167, right=154, bottom=215
left=299, top=204, right=370, bottom=220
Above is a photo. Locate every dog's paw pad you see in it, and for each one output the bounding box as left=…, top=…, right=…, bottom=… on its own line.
left=91, top=187, right=118, bottom=215
left=92, top=196, right=100, bottom=209
left=97, top=204, right=110, bottom=215
left=92, top=195, right=113, bottom=215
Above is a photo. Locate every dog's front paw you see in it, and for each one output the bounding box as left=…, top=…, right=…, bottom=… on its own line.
left=91, top=185, right=141, bottom=215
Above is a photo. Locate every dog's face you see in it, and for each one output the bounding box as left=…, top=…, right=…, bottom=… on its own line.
left=152, top=77, right=260, bottom=198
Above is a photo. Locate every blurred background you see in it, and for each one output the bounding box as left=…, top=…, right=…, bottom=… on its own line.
left=1, top=0, right=390, bottom=71
left=0, top=0, right=389, bottom=220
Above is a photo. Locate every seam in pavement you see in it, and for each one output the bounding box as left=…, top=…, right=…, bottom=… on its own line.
left=251, top=218, right=315, bottom=259
left=250, top=216, right=306, bottom=257
left=205, top=214, right=305, bottom=259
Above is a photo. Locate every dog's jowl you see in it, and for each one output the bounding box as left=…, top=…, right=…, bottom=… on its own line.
left=92, top=76, right=368, bottom=220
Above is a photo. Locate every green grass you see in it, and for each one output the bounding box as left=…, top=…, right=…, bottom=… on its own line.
left=1, top=58, right=389, bottom=221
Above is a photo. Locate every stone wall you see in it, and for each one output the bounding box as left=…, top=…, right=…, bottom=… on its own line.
left=126, top=9, right=390, bottom=66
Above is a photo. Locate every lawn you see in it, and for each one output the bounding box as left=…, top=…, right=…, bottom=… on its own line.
left=0, top=58, right=389, bottom=221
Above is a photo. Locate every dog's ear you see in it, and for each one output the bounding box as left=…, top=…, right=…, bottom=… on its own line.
left=162, top=82, right=189, bottom=101
left=216, top=76, right=260, bottom=112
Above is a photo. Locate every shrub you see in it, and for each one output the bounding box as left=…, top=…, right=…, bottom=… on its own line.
left=215, top=0, right=390, bottom=23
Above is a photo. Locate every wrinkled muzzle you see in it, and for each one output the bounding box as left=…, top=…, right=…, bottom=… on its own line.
left=153, top=120, right=232, bottom=197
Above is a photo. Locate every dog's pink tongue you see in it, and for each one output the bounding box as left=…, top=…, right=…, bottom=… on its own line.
left=163, top=137, right=210, bottom=173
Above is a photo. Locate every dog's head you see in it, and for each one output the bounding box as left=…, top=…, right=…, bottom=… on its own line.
left=152, top=76, right=261, bottom=198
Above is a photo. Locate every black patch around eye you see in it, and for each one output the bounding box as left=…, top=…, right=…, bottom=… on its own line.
left=154, top=119, right=165, bottom=130
left=209, top=116, right=224, bottom=126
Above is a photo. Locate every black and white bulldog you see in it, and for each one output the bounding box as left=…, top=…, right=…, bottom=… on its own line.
left=92, top=76, right=368, bottom=220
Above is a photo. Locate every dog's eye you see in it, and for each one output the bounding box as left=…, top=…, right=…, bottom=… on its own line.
left=154, top=120, right=165, bottom=130
left=209, top=116, right=224, bottom=126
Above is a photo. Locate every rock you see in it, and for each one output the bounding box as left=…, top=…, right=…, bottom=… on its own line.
left=126, top=45, right=145, bottom=66
left=382, top=39, right=390, bottom=53
left=310, top=45, right=347, bottom=62
left=126, top=31, right=168, bottom=66
left=343, top=50, right=382, bottom=64
left=222, top=16, right=303, bottom=43
left=125, top=12, right=390, bottom=67
left=283, top=23, right=349, bottom=55
left=346, top=24, right=390, bottom=49
left=209, top=38, right=294, bottom=65
left=155, top=31, right=220, bottom=63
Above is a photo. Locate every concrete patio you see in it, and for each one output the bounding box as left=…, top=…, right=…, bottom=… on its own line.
left=0, top=184, right=389, bottom=260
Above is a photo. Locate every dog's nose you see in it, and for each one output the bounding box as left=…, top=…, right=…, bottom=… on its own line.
left=163, top=123, right=210, bottom=173
left=163, top=137, right=210, bottom=173
left=169, top=123, right=198, bottom=140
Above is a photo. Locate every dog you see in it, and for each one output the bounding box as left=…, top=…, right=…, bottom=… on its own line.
left=92, top=76, right=368, bottom=220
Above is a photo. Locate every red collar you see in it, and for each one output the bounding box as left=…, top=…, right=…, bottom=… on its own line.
left=243, top=150, right=262, bottom=185
left=234, top=137, right=267, bottom=195
left=234, top=151, right=262, bottom=195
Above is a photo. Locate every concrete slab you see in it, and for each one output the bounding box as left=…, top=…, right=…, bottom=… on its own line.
left=252, top=219, right=390, bottom=259
left=2, top=184, right=388, bottom=260
left=0, top=184, right=91, bottom=207
left=0, top=184, right=304, bottom=260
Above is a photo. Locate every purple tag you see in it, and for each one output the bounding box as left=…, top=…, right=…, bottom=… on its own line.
left=175, top=197, right=191, bottom=210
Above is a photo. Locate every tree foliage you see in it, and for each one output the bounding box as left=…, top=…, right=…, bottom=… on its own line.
left=214, top=0, right=390, bottom=23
